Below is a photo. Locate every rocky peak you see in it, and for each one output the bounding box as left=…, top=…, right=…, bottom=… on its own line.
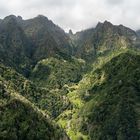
left=118, top=24, right=137, bottom=40
left=33, top=15, right=51, bottom=23
left=17, top=16, right=23, bottom=21
left=2, top=15, right=23, bottom=26
left=4, top=15, right=17, bottom=20
left=96, top=20, right=113, bottom=29
left=103, top=20, right=113, bottom=27
left=27, top=15, right=57, bottom=29
left=95, top=20, right=137, bottom=40
left=69, top=29, right=73, bottom=35
left=4, top=15, right=22, bottom=21
left=3, top=15, right=17, bottom=24
left=35, top=14, right=49, bottom=21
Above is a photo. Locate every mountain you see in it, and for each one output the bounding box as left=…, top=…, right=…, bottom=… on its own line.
left=0, top=15, right=33, bottom=76
left=57, top=50, right=140, bottom=140
left=20, top=15, right=72, bottom=61
left=0, top=90, right=67, bottom=140
left=70, top=21, right=138, bottom=61
left=0, top=15, right=140, bottom=140
left=0, top=62, right=73, bottom=118
left=0, top=15, right=72, bottom=76
left=0, top=82, right=69, bottom=140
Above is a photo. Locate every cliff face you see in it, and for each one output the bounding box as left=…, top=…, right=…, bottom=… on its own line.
left=0, top=15, right=72, bottom=76
left=70, top=21, right=138, bottom=61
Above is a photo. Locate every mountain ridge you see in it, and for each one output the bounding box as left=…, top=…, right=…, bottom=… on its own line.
left=0, top=14, right=140, bottom=140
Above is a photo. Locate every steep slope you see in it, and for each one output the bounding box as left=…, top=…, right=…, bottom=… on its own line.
left=21, top=15, right=72, bottom=61
left=71, top=21, right=138, bottom=61
left=0, top=15, right=73, bottom=76
left=136, top=30, right=140, bottom=37
left=1, top=14, right=140, bottom=140
left=0, top=63, right=72, bottom=118
left=30, top=55, right=86, bottom=89
left=70, top=28, right=96, bottom=60
left=57, top=50, right=140, bottom=140
left=0, top=15, right=33, bottom=76
left=135, top=30, right=140, bottom=47
left=0, top=81, right=69, bottom=140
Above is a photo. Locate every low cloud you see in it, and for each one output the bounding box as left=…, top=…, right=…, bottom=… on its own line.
left=0, top=0, right=140, bottom=32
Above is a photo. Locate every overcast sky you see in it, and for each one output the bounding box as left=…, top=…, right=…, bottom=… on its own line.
left=0, top=0, right=140, bottom=32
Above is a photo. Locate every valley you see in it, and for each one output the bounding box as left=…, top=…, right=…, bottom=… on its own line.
left=0, top=15, right=140, bottom=140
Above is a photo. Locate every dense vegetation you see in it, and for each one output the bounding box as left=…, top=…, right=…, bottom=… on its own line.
left=57, top=50, right=140, bottom=140
left=0, top=77, right=68, bottom=140
left=0, top=63, right=72, bottom=118
left=0, top=15, right=140, bottom=140
left=30, top=56, right=86, bottom=89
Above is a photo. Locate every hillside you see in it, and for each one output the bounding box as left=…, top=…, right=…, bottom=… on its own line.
left=57, top=50, right=140, bottom=140
left=0, top=15, right=72, bottom=76
left=0, top=15, right=140, bottom=140
left=30, top=56, right=86, bottom=89
left=0, top=76, right=69, bottom=140
left=0, top=63, right=73, bottom=118
left=70, top=21, right=138, bottom=61
left=20, top=15, right=72, bottom=61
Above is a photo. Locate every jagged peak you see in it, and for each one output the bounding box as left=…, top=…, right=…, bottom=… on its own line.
left=95, top=20, right=136, bottom=37
left=32, top=15, right=50, bottom=22
left=4, top=15, right=22, bottom=20
left=96, top=20, right=113, bottom=29
left=4, top=14, right=17, bottom=19
left=69, top=29, right=73, bottom=35
left=17, top=16, right=23, bottom=20
left=96, top=21, right=103, bottom=28
left=31, top=14, right=56, bottom=26
left=36, top=14, right=48, bottom=20
left=103, top=20, right=113, bottom=26
left=3, top=15, right=23, bottom=25
left=118, top=24, right=135, bottom=32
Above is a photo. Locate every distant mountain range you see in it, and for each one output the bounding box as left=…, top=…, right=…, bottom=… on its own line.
left=0, top=15, right=140, bottom=140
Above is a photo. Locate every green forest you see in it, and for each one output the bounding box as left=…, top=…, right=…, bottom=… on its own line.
left=0, top=15, right=140, bottom=140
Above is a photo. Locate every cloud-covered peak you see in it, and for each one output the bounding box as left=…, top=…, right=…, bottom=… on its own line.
left=0, top=0, right=139, bottom=32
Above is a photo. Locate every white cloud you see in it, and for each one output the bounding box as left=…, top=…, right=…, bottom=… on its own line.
left=0, top=0, right=140, bottom=32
